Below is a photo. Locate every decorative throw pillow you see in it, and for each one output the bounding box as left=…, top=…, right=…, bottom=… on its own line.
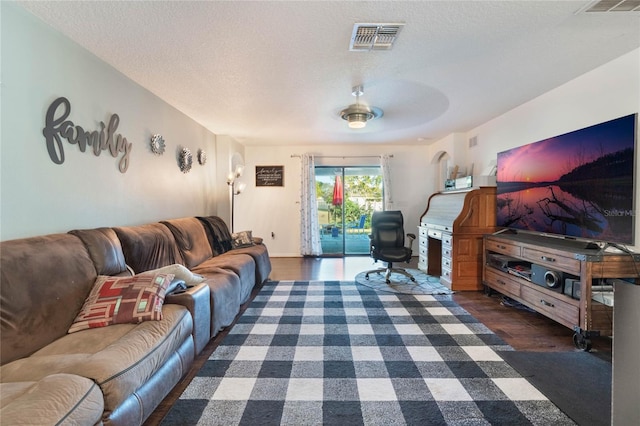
left=231, top=230, right=254, bottom=248
left=68, top=273, right=173, bottom=334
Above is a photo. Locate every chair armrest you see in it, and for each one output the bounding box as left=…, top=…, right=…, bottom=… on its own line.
left=165, top=283, right=211, bottom=356
left=406, top=233, right=416, bottom=250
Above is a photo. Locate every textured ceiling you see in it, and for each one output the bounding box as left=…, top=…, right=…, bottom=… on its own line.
left=16, top=1, right=640, bottom=146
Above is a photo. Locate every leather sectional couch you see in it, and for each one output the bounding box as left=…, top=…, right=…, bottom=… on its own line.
left=0, top=216, right=271, bottom=425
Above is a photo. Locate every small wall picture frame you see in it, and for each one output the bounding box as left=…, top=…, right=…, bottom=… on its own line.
left=255, top=165, right=284, bottom=187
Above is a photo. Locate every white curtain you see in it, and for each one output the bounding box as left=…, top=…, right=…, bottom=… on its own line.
left=300, top=154, right=322, bottom=256
left=380, top=154, right=393, bottom=210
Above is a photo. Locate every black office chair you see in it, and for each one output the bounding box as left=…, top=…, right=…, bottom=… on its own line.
left=364, top=210, right=416, bottom=284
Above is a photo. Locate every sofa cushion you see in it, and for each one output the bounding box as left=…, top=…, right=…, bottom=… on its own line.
left=226, top=243, right=272, bottom=285
left=68, top=273, right=173, bottom=334
left=161, top=217, right=214, bottom=268
left=113, top=223, right=185, bottom=273
left=0, top=233, right=98, bottom=365
left=0, top=304, right=193, bottom=415
left=69, top=227, right=130, bottom=276
left=193, top=254, right=256, bottom=305
left=0, top=374, right=104, bottom=425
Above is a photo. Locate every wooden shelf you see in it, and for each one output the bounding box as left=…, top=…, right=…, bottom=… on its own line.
left=483, top=232, right=639, bottom=348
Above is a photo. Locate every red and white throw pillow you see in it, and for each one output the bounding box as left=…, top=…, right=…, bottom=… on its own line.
left=68, top=272, right=173, bottom=334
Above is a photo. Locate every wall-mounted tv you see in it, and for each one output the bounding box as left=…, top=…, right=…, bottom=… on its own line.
left=496, top=114, right=637, bottom=246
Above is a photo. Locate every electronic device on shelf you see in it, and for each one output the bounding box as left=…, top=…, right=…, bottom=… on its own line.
left=563, top=278, right=581, bottom=299
left=487, top=253, right=524, bottom=271
left=530, top=264, right=576, bottom=292
left=495, top=113, right=637, bottom=247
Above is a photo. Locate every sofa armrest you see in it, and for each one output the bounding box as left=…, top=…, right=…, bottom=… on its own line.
left=165, top=283, right=210, bottom=356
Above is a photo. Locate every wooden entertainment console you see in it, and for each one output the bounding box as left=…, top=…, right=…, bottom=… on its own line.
left=483, top=232, right=640, bottom=350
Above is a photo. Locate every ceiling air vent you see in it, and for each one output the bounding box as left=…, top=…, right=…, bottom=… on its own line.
left=580, top=0, right=640, bottom=12
left=349, top=23, right=405, bottom=51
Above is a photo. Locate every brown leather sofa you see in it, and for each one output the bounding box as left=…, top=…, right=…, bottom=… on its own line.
left=0, top=216, right=271, bottom=425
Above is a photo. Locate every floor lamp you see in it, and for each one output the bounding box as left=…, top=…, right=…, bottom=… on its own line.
left=227, top=165, right=246, bottom=233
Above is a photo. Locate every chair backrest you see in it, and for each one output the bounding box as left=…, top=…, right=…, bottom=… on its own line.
left=370, top=210, right=405, bottom=249
left=358, top=214, right=366, bottom=228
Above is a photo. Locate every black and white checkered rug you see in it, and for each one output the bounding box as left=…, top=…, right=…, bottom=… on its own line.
left=162, top=280, right=574, bottom=425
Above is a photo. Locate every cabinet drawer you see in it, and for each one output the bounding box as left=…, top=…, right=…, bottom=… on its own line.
left=418, top=258, right=428, bottom=270
left=442, top=233, right=453, bottom=247
left=419, top=237, right=428, bottom=248
left=442, top=256, right=452, bottom=270
left=521, top=285, right=579, bottom=327
left=484, top=268, right=520, bottom=297
left=522, top=247, right=580, bottom=275
left=442, top=267, right=452, bottom=282
left=442, top=246, right=453, bottom=258
left=485, top=238, right=521, bottom=257
left=428, top=229, right=442, bottom=239
left=419, top=246, right=427, bottom=257
left=419, top=227, right=428, bottom=238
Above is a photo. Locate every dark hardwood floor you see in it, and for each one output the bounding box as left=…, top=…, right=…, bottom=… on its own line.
left=144, top=256, right=612, bottom=425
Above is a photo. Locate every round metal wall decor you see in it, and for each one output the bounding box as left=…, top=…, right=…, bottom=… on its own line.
left=150, top=134, right=165, bottom=155
left=198, top=149, right=207, bottom=165
left=179, top=147, right=193, bottom=173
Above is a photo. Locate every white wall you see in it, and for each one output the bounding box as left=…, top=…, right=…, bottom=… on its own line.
left=233, top=145, right=432, bottom=256
left=430, top=48, right=640, bottom=249
left=1, top=3, right=219, bottom=241
left=3, top=1, right=638, bottom=253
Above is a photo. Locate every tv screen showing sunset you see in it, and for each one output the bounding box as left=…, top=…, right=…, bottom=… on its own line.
left=496, top=114, right=636, bottom=245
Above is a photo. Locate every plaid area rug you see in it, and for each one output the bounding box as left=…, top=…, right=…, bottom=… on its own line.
left=162, top=280, right=574, bottom=425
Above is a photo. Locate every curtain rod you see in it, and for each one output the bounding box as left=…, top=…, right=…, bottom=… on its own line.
left=290, top=154, right=393, bottom=158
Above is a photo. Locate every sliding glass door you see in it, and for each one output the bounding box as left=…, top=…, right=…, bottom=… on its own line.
left=315, top=166, right=383, bottom=256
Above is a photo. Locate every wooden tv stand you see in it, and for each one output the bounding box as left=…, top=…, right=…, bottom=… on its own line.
left=483, top=232, right=640, bottom=350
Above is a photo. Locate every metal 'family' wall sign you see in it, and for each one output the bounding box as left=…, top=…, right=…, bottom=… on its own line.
left=255, top=165, right=284, bottom=187
left=43, top=97, right=132, bottom=173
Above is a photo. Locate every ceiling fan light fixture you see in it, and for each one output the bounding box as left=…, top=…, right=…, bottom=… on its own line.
left=347, top=112, right=368, bottom=129
left=339, top=85, right=383, bottom=129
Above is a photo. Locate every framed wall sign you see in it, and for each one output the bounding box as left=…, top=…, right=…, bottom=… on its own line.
left=255, top=165, right=284, bottom=187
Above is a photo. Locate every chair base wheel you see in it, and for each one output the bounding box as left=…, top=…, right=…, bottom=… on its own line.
left=361, top=265, right=417, bottom=285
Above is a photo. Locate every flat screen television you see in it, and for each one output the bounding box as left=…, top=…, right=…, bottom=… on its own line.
left=496, top=113, right=637, bottom=246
